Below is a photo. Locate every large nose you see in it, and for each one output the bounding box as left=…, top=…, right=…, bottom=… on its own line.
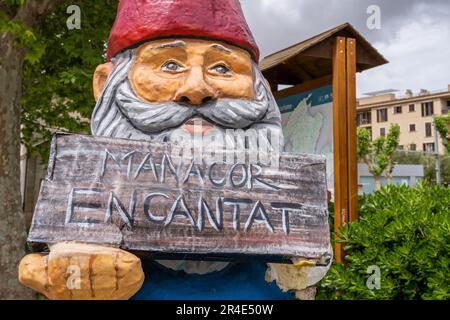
left=174, top=66, right=217, bottom=105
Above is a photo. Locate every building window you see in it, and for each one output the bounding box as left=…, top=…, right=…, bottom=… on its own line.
left=409, top=124, right=416, bottom=132
left=410, top=144, right=417, bottom=151
left=398, top=145, right=404, bottom=150
left=394, top=106, right=402, bottom=114
left=377, top=108, right=388, bottom=122
left=421, top=102, right=434, bottom=117
left=357, top=111, right=372, bottom=126
left=380, top=128, right=386, bottom=137
left=425, top=122, right=433, bottom=137
left=443, top=100, right=450, bottom=114
left=409, top=104, right=415, bottom=112
left=423, top=143, right=435, bottom=153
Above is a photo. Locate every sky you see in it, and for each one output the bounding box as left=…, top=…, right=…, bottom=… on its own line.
left=240, top=0, right=450, bottom=97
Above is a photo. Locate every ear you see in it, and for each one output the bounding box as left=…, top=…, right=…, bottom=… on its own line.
left=93, top=62, right=114, bottom=102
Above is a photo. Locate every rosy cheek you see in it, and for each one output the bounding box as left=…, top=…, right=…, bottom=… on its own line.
left=130, top=67, right=180, bottom=102
left=209, top=77, right=254, bottom=100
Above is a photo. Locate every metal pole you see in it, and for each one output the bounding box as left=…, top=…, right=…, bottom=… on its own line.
left=434, top=122, right=442, bottom=184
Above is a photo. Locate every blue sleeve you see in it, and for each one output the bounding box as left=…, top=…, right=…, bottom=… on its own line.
left=132, top=260, right=296, bottom=300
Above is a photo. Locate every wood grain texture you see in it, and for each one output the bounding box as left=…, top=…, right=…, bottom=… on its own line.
left=28, top=134, right=331, bottom=264
left=346, top=38, right=359, bottom=223
left=332, top=36, right=349, bottom=264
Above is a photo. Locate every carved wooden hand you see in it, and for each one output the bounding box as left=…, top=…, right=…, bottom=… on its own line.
left=18, top=242, right=144, bottom=300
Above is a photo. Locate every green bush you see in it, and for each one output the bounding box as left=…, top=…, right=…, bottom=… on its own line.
left=317, top=182, right=450, bottom=300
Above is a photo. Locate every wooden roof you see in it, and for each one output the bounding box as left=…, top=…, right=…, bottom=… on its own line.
left=259, top=23, right=388, bottom=87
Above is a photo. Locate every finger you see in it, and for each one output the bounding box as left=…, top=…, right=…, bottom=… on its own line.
left=18, top=253, right=49, bottom=296
left=113, top=251, right=144, bottom=299
left=47, top=249, right=72, bottom=299
left=89, top=250, right=118, bottom=299
left=90, top=250, right=144, bottom=299
left=48, top=243, right=99, bottom=299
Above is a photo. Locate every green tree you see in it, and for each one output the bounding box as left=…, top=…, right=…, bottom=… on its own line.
left=0, top=0, right=116, bottom=298
left=0, top=0, right=65, bottom=299
left=357, top=124, right=401, bottom=190
left=21, top=0, right=117, bottom=161
left=393, top=150, right=450, bottom=186
left=434, top=115, right=450, bottom=155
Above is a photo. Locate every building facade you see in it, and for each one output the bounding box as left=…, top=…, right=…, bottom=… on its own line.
left=357, top=85, right=450, bottom=154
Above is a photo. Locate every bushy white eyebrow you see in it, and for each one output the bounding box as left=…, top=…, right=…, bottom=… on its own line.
left=152, top=40, right=186, bottom=50
left=211, top=44, right=233, bottom=54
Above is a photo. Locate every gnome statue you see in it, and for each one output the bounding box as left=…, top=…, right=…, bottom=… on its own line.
left=18, top=0, right=327, bottom=300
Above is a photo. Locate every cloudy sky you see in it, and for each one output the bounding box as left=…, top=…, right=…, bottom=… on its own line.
left=240, top=0, right=450, bottom=97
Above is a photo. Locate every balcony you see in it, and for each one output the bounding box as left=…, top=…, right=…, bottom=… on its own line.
left=357, top=119, right=372, bottom=126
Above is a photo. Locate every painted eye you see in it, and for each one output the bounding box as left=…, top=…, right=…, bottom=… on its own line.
left=161, top=61, right=184, bottom=73
left=209, top=64, right=232, bottom=76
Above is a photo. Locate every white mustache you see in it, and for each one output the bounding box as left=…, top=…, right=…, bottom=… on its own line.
left=116, top=81, right=269, bottom=134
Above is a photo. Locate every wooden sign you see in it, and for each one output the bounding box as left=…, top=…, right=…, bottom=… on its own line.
left=28, top=134, right=331, bottom=264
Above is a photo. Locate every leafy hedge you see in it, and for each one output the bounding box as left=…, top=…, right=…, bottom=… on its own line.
left=318, top=182, right=450, bottom=300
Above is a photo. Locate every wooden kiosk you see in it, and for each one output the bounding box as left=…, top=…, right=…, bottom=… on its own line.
left=260, top=23, right=388, bottom=263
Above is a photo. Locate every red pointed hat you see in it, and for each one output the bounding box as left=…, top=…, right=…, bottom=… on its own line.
left=107, top=0, right=259, bottom=61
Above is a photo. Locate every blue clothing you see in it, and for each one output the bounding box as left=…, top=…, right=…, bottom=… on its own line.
left=132, top=261, right=295, bottom=300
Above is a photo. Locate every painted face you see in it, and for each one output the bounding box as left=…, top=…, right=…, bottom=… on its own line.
left=91, top=38, right=283, bottom=150
left=129, top=39, right=255, bottom=104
